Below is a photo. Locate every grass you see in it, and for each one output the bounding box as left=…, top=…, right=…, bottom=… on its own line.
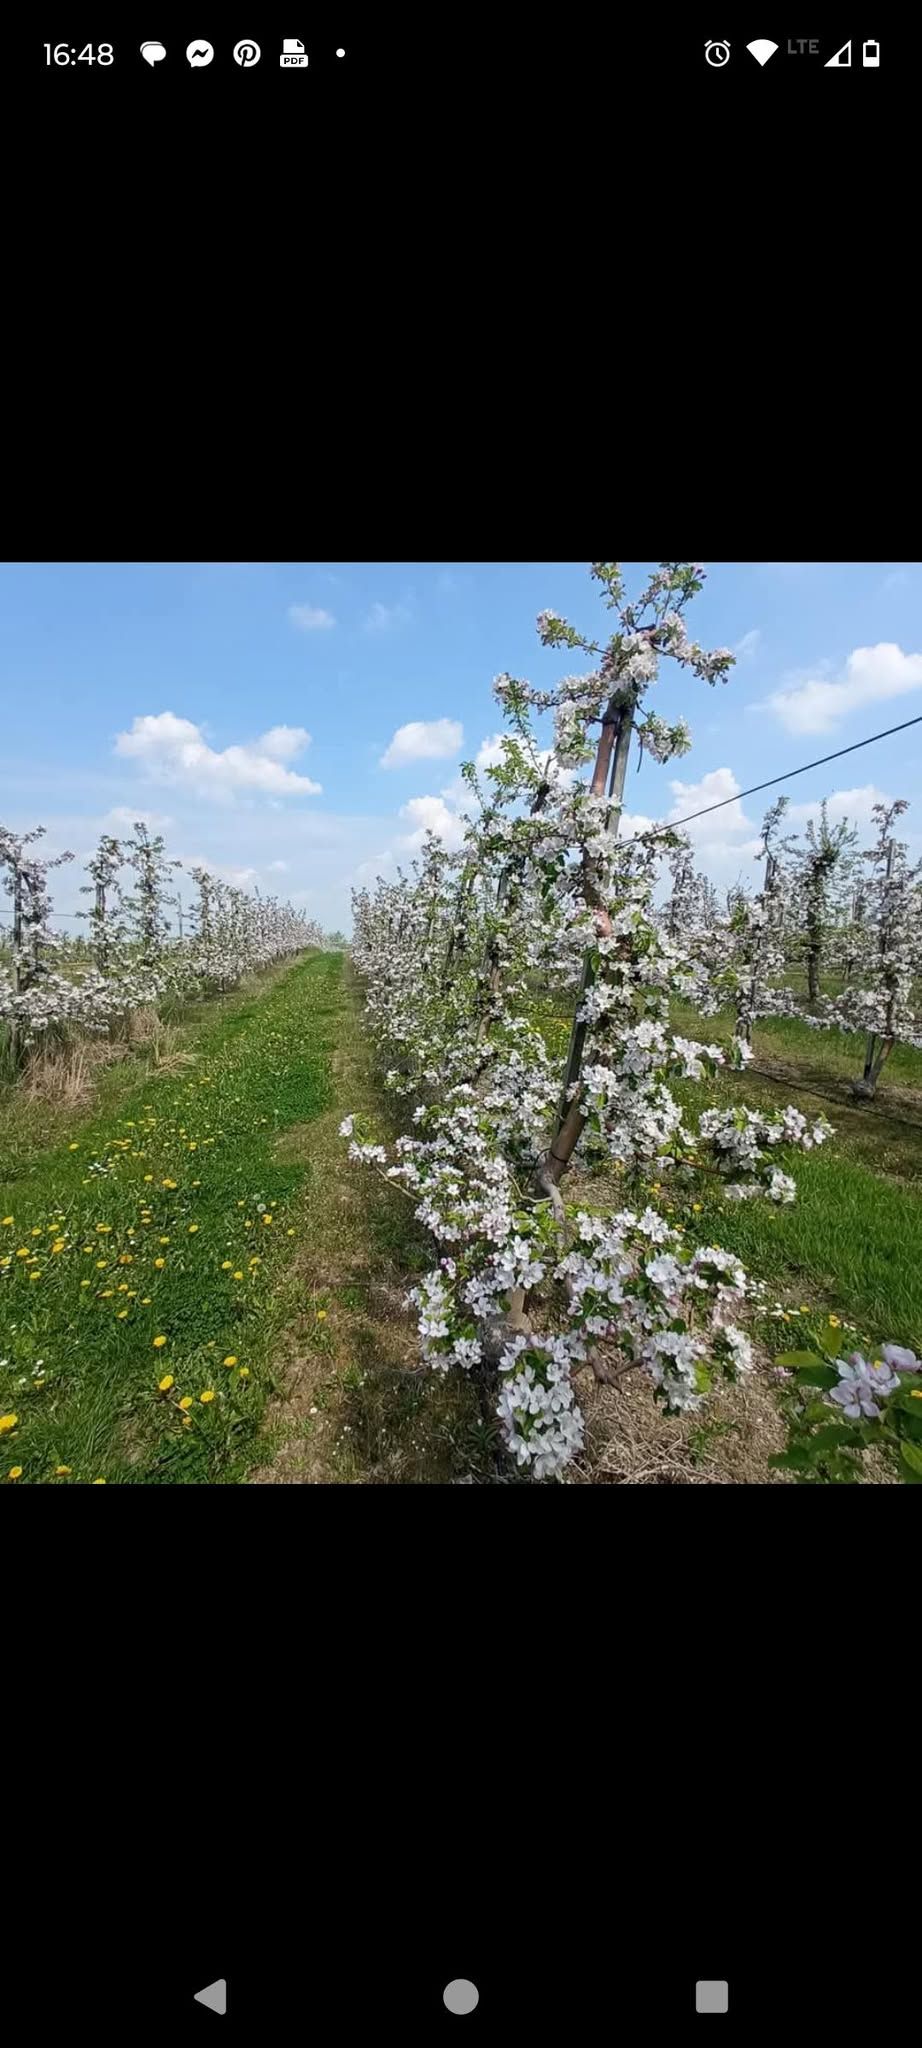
left=0, top=953, right=341, bottom=1485
left=248, top=960, right=498, bottom=1485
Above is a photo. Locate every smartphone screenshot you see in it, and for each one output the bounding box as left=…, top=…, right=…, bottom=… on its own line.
left=1, top=18, right=912, bottom=2039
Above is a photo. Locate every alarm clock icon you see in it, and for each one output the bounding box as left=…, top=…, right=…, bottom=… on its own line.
left=705, top=39, right=731, bottom=66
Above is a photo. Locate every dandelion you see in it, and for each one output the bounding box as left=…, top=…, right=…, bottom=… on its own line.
left=317, top=1310, right=327, bottom=1322
left=238, top=1367, right=250, bottom=1379
left=96, top=1224, right=112, bottom=1234
left=0, top=1415, right=19, bottom=1435
left=154, top=1258, right=166, bottom=1269
left=188, top=1223, right=199, bottom=1234
left=159, top=1237, right=170, bottom=1245
left=80, top=1279, right=91, bottom=1287
left=153, top=1335, right=167, bottom=1349
left=55, top=1465, right=72, bottom=1476
left=158, top=1375, right=174, bottom=1392
left=233, top=1270, right=244, bottom=1280
left=178, top=1395, right=193, bottom=1411
left=162, top=1178, right=177, bottom=1189
left=143, top=1174, right=154, bottom=1182
left=96, top=1260, right=108, bottom=1269
left=263, top=1215, right=273, bottom=1226
left=8, top=1467, right=23, bottom=1480
left=92, top=1477, right=106, bottom=1484
left=52, top=1239, right=66, bottom=1254
left=828, top=1314, right=842, bottom=1328
left=200, top=1389, right=215, bottom=1404
left=286, top=1229, right=295, bottom=1237
left=2, top=1217, right=14, bottom=1227
left=223, top=1356, right=238, bottom=1368
left=69, top=1142, right=79, bottom=1151
left=117, top=1310, right=128, bottom=1319
left=221, top=1261, right=233, bottom=1270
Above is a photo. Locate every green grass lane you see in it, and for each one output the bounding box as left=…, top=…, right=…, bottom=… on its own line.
left=0, top=954, right=342, bottom=1485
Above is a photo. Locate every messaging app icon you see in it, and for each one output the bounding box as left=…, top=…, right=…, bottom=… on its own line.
left=140, top=41, right=166, bottom=66
left=186, top=40, right=214, bottom=66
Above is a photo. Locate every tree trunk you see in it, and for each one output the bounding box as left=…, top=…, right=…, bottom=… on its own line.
left=537, top=695, right=635, bottom=1202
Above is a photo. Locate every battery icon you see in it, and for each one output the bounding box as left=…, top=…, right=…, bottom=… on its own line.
left=862, top=40, right=880, bottom=66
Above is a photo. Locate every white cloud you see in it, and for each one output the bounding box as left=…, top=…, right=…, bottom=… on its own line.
left=734, top=628, right=762, bottom=660
left=104, top=805, right=173, bottom=833
left=398, top=794, right=467, bottom=854
left=114, top=712, right=322, bottom=798
left=288, top=603, right=335, bottom=630
left=266, top=858, right=289, bottom=872
left=364, top=600, right=413, bottom=633
left=667, top=766, right=752, bottom=841
left=380, top=717, right=463, bottom=769
left=785, top=783, right=890, bottom=831
left=882, top=569, right=911, bottom=590
left=475, top=733, right=505, bottom=772
left=765, top=642, right=922, bottom=735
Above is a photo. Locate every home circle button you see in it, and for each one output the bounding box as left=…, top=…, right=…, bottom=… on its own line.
left=443, top=1979, right=480, bottom=2015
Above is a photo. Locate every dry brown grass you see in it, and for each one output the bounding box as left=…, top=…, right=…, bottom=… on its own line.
left=22, top=1040, right=93, bottom=1107
left=570, top=1354, right=789, bottom=1484
left=147, top=1023, right=198, bottom=1074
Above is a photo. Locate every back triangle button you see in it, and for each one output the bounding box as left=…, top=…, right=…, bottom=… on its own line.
left=194, top=1980, right=227, bottom=2016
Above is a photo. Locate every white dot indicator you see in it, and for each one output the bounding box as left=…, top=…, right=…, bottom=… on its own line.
left=336, top=48, right=345, bottom=58
left=443, top=1980, right=479, bottom=2016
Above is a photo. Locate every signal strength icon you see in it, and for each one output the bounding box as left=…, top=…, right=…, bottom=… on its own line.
left=825, top=39, right=852, bottom=66
left=747, top=39, right=778, bottom=65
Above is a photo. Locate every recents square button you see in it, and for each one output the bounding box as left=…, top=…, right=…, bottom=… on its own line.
left=696, top=1982, right=729, bottom=2014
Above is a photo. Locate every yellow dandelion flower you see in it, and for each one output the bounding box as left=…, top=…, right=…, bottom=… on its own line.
left=233, top=1270, right=244, bottom=1280
left=178, top=1395, right=193, bottom=1411
left=238, top=1366, right=250, bottom=1379
left=692, top=1203, right=703, bottom=1214
left=263, top=1214, right=273, bottom=1225
left=52, top=1239, right=66, bottom=1253
left=29, top=1270, right=41, bottom=1281
left=96, top=1259, right=108, bottom=1269
left=153, top=1335, right=167, bottom=1349
left=200, top=1389, right=215, bottom=1404
left=8, top=1467, right=23, bottom=1481
left=80, top=1279, right=91, bottom=1287
left=143, top=1174, right=154, bottom=1183
left=911, top=1391, right=922, bottom=1401
left=159, top=1237, right=170, bottom=1245
left=154, top=1257, right=166, bottom=1270
left=55, top=1465, right=72, bottom=1476
left=188, top=1223, right=199, bottom=1234
left=101, top=1289, right=114, bottom=1297
left=828, top=1315, right=842, bottom=1327
left=117, top=1310, right=128, bottom=1319
left=16, top=1248, right=30, bottom=1258
left=162, top=1178, right=177, bottom=1189
left=799, top=1305, right=811, bottom=1313
left=286, top=1229, right=295, bottom=1237
left=96, top=1224, right=112, bottom=1234
left=316, top=1310, right=327, bottom=1321
left=158, top=1375, right=174, bottom=1392
left=0, top=1415, right=19, bottom=1435
left=141, top=1296, right=151, bottom=1304
left=69, top=1142, right=79, bottom=1151
left=92, top=1477, right=106, bottom=1484
left=2, top=1217, right=14, bottom=1226
left=223, top=1356, right=238, bottom=1368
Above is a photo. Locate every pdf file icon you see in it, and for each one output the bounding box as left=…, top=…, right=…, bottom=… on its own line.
left=281, top=38, right=308, bottom=67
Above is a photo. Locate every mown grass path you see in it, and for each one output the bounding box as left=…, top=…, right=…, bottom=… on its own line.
left=1, top=954, right=342, bottom=1484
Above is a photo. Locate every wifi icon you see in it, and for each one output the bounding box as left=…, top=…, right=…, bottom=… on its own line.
left=747, top=39, right=779, bottom=65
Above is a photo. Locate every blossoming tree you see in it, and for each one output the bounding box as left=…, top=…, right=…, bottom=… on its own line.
left=344, top=565, right=833, bottom=1479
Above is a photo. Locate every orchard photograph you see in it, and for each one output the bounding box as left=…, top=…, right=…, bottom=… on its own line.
left=2, top=560, right=921, bottom=1485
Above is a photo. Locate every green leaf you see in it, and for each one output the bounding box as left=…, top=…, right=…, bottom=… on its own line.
left=802, top=1401, right=834, bottom=1424
left=899, top=1438, right=922, bottom=1482
left=794, top=1365, right=839, bottom=1390
left=809, top=1423, right=864, bottom=1452
left=775, top=1350, right=824, bottom=1369
left=768, top=1447, right=811, bottom=1471
left=817, top=1325, right=845, bottom=1358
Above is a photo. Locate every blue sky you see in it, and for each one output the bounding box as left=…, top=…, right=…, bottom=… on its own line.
left=1, top=561, right=920, bottom=933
